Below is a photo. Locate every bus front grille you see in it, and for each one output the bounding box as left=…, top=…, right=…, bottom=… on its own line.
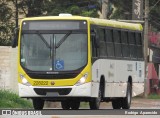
left=34, top=88, right=72, bottom=95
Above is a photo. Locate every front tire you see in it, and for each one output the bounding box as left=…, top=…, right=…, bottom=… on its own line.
left=32, top=98, right=44, bottom=110
left=89, top=86, right=101, bottom=109
left=122, top=83, right=132, bottom=109
left=61, top=100, right=70, bottom=110
left=70, top=100, right=80, bottom=110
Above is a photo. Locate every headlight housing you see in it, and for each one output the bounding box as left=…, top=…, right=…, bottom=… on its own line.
left=75, top=73, right=88, bottom=86
left=20, top=74, right=31, bottom=86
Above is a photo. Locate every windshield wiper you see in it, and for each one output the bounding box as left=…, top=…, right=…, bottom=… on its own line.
left=56, top=31, right=72, bottom=48
left=37, top=31, right=51, bottom=48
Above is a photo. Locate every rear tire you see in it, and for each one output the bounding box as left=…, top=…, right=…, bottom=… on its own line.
left=112, top=99, right=122, bottom=109
left=32, top=98, right=44, bottom=110
left=122, top=83, right=132, bottom=109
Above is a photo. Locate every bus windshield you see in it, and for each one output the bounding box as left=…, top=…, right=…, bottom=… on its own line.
left=20, top=32, right=87, bottom=71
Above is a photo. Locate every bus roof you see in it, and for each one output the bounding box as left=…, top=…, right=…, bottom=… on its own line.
left=21, top=15, right=143, bottom=31
left=90, top=18, right=143, bottom=31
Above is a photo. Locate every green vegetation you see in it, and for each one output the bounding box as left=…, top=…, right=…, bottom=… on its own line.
left=148, top=94, right=160, bottom=99
left=80, top=102, right=89, bottom=108
left=0, top=1, right=14, bottom=46
left=1, top=0, right=160, bottom=46
left=0, top=90, right=33, bottom=108
left=110, top=0, right=160, bottom=31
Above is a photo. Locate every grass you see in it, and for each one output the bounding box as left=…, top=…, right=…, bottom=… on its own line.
left=0, top=89, right=33, bottom=108
left=148, top=94, right=160, bottom=99
left=80, top=102, right=89, bottom=108
left=133, top=93, right=160, bottom=99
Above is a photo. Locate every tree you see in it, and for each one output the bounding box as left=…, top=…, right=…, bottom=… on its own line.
left=17, top=0, right=99, bottom=17
left=109, top=0, right=132, bottom=19
left=0, top=0, right=100, bottom=46
left=0, top=0, right=15, bottom=46
left=18, top=0, right=46, bottom=17
left=110, top=0, right=160, bottom=31
left=149, top=0, right=160, bottom=31
left=44, top=0, right=99, bottom=17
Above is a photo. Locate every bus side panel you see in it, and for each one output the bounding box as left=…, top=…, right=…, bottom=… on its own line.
left=92, top=59, right=128, bottom=97
left=115, top=60, right=145, bottom=97
left=92, top=59, right=144, bottom=98
left=91, top=59, right=100, bottom=97
left=105, top=83, right=127, bottom=97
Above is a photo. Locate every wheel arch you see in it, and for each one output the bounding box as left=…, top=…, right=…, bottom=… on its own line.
left=128, top=76, right=132, bottom=89
left=100, top=75, right=105, bottom=98
left=127, top=76, right=132, bottom=97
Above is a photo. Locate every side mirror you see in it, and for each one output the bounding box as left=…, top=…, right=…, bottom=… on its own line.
left=12, top=28, right=19, bottom=48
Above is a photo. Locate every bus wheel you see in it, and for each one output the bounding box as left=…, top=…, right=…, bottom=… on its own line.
left=122, top=83, right=132, bottom=109
left=112, top=99, right=122, bottom=109
left=70, top=100, right=80, bottom=110
left=89, top=87, right=101, bottom=109
left=61, top=100, right=70, bottom=110
left=32, top=98, right=44, bottom=110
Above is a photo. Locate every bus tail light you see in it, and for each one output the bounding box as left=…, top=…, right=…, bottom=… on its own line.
left=20, top=74, right=31, bottom=86
left=75, top=73, right=88, bottom=86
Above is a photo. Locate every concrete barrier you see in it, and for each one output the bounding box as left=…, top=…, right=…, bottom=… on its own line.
left=0, top=46, right=18, bottom=92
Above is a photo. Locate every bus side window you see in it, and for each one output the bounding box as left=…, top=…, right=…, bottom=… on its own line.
left=91, top=29, right=98, bottom=58
left=136, top=33, right=143, bottom=59
left=121, top=31, right=130, bottom=58
left=97, top=28, right=107, bottom=57
left=128, top=32, right=137, bottom=59
left=113, top=30, right=122, bottom=58
left=106, top=29, right=115, bottom=57
left=91, top=39, right=97, bottom=58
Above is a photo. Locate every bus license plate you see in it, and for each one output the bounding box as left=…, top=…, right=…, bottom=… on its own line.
left=33, top=81, right=48, bottom=86
left=46, top=92, right=59, bottom=97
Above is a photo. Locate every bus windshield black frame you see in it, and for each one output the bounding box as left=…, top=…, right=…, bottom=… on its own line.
left=20, top=20, right=88, bottom=75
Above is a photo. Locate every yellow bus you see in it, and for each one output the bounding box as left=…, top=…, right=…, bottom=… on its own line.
left=12, top=14, right=144, bottom=110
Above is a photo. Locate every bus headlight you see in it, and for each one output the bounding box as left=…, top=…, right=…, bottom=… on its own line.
left=75, top=73, right=88, bottom=86
left=20, top=74, right=31, bottom=86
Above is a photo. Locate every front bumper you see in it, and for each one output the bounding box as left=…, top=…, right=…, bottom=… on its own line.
left=18, top=82, right=91, bottom=98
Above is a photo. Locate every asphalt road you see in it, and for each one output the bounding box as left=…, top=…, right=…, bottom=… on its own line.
left=44, top=98, right=160, bottom=109
left=100, top=98, right=160, bottom=109
left=1, top=98, right=160, bottom=118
